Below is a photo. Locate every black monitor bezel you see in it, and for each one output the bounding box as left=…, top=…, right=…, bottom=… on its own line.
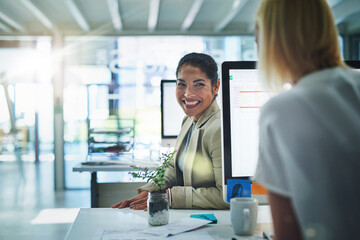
left=346, top=60, right=360, bottom=69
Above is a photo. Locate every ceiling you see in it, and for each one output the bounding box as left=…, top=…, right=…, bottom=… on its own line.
left=0, top=0, right=359, bottom=38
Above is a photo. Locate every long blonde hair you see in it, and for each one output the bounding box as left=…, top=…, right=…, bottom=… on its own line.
left=256, top=0, right=344, bottom=89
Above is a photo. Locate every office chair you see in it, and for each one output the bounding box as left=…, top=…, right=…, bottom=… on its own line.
left=0, top=72, right=25, bottom=179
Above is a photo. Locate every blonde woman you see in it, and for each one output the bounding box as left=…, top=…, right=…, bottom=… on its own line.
left=254, top=0, right=360, bottom=240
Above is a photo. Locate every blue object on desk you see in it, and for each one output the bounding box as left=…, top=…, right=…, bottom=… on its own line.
left=227, top=179, right=251, bottom=202
left=190, top=213, right=217, bottom=224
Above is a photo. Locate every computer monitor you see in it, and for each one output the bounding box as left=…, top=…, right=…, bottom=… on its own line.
left=221, top=60, right=360, bottom=203
left=221, top=61, right=270, bottom=203
left=160, top=80, right=184, bottom=147
left=347, top=60, right=360, bottom=70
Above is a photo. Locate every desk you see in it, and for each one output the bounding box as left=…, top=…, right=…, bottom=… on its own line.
left=66, top=206, right=273, bottom=240
left=73, top=159, right=159, bottom=208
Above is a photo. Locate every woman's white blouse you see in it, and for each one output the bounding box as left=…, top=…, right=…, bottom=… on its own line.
left=254, top=67, right=360, bottom=240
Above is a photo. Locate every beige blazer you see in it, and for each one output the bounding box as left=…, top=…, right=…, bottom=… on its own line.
left=139, top=100, right=229, bottom=209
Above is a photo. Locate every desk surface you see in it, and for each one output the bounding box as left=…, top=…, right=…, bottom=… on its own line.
left=66, top=206, right=273, bottom=240
left=73, top=158, right=160, bottom=172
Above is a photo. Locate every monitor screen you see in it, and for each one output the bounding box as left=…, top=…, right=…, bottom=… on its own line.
left=221, top=61, right=271, bottom=202
left=160, top=80, right=184, bottom=146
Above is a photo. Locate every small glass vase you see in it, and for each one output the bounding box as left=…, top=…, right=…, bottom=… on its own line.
left=147, top=191, right=169, bottom=226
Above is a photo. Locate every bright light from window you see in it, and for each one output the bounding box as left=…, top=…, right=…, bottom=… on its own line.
left=150, top=76, right=162, bottom=87
left=31, top=208, right=79, bottom=224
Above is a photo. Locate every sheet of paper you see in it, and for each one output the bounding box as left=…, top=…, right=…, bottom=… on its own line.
left=95, top=229, right=215, bottom=240
left=95, top=229, right=159, bottom=240
left=142, top=217, right=212, bottom=237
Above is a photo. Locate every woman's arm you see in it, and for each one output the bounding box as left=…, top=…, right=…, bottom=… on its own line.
left=267, top=191, right=303, bottom=240
left=112, top=190, right=148, bottom=210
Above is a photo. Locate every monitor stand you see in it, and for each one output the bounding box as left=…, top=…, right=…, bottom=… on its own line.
left=161, top=138, right=177, bottom=147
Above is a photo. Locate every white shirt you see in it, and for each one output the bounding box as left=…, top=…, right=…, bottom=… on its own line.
left=255, top=67, right=360, bottom=240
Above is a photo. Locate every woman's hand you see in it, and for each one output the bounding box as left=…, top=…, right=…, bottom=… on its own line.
left=112, top=190, right=149, bottom=210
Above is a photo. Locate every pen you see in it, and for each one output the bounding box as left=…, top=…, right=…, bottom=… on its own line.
left=263, top=231, right=275, bottom=240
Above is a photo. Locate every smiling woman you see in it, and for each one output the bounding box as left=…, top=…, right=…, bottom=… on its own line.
left=112, top=53, right=229, bottom=210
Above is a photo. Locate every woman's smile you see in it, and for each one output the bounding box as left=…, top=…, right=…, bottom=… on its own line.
left=183, top=99, right=201, bottom=108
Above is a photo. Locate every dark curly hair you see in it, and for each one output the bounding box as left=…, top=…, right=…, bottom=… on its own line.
left=176, top=52, right=219, bottom=86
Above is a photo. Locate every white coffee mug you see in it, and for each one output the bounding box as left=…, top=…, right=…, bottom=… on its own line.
left=230, top=197, right=258, bottom=236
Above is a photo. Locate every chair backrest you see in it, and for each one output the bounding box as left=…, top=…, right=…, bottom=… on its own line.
left=0, top=72, right=16, bottom=133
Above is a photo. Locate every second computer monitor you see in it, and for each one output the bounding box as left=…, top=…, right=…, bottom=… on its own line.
left=160, top=80, right=184, bottom=147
